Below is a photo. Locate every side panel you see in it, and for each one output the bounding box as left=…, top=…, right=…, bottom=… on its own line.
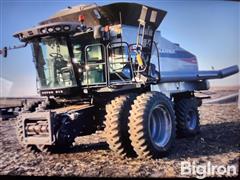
left=119, top=27, right=199, bottom=76
left=152, top=31, right=199, bottom=75
left=151, top=80, right=210, bottom=98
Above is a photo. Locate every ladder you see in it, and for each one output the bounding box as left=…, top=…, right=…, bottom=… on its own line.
left=134, top=20, right=147, bottom=77
left=136, top=20, right=146, bottom=51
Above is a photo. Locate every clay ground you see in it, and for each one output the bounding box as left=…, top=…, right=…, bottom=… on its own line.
left=0, top=87, right=239, bottom=178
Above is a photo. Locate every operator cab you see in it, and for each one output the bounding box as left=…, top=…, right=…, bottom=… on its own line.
left=30, top=27, right=135, bottom=96
left=12, top=3, right=167, bottom=97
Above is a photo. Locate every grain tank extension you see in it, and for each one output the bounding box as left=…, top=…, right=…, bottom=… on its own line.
left=1, top=3, right=239, bottom=158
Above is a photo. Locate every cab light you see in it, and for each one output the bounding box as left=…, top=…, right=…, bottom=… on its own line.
left=40, top=28, right=47, bottom=33
left=54, top=26, right=61, bottom=31
left=47, top=27, right=54, bottom=32
left=63, top=25, right=70, bottom=31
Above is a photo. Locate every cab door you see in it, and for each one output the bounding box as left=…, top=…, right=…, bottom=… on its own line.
left=84, top=44, right=107, bottom=86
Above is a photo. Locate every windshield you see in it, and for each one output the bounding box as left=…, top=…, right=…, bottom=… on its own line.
left=32, top=37, right=77, bottom=89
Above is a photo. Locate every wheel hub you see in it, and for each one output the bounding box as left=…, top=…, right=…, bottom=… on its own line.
left=186, top=110, right=197, bottom=130
left=148, top=104, right=172, bottom=148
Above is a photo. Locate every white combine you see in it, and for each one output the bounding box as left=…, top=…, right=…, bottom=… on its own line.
left=0, top=3, right=239, bottom=158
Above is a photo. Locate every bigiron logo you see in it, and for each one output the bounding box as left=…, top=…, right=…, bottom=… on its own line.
left=180, top=161, right=237, bottom=179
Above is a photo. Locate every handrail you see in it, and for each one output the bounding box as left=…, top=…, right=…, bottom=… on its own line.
left=107, top=42, right=135, bottom=85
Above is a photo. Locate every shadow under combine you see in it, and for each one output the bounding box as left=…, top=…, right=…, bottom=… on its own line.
left=70, top=141, right=109, bottom=153
left=32, top=121, right=240, bottom=159
left=50, top=141, right=109, bottom=154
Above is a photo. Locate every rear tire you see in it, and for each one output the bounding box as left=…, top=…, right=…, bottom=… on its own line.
left=174, top=97, right=200, bottom=137
left=104, top=94, right=137, bottom=157
left=128, top=92, right=176, bottom=158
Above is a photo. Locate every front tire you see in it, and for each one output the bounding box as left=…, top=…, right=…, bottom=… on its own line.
left=104, top=94, right=137, bottom=157
left=128, top=92, right=176, bottom=158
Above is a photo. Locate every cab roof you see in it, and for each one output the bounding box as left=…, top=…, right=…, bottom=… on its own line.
left=40, top=2, right=167, bottom=30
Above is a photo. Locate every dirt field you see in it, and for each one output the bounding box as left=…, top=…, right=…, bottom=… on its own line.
left=0, top=89, right=239, bottom=178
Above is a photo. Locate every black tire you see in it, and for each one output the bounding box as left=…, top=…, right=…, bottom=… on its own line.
left=175, top=97, right=200, bottom=137
left=55, top=115, right=76, bottom=147
left=128, top=92, right=176, bottom=158
left=104, top=94, right=137, bottom=157
left=36, top=115, right=76, bottom=154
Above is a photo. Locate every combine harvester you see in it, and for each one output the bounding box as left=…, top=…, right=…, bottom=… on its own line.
left=1, top=3, right=239, bottom=158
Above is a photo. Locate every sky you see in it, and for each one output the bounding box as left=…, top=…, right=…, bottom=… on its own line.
left=0, top=0, right=239, bottom=97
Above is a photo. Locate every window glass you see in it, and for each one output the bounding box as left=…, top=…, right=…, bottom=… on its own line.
left=32, top=37, right=77, bottom=89
left=108, top=43, right=132, bottom=81
left=86, top=45, right=103, bottom=62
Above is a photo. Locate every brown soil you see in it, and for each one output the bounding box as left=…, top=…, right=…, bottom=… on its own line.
left=0, top=102, right=239, bottom=178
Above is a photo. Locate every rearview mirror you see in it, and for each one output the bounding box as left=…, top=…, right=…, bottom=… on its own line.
left=0, top=47, right=7, bottom=58
left=0, top=43, right=28, bottom=58
left=3, top=47, right=7, bottom=58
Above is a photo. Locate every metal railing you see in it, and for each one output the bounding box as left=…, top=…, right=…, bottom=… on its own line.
left=106, top=42, right=136, bottom=86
